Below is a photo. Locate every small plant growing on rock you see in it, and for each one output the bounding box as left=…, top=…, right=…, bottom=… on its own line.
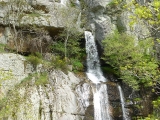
left=51, top=56, right=68, bottom=73
left=0, top=44, right=6, bottom=53
left=26, top=52, right=42, bottom=69
left=35, top=72, right=48, bottom=86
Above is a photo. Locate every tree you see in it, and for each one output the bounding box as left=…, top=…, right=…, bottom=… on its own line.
left=3, top=0, right=32, bottom=52
left=59, top=6, right=82, bottom=59
left=124, top=0, right=160, bottom=59
left=102, top=31, right=160, bottom=90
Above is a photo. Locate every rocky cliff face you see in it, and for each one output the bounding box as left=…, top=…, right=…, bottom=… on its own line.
left=0, top=53, right=137, bottom=120
left=0, top=0, right=66, bottom=27
left=0, top=0, right=155, bottom=120
left=0, top=53, right=88, bottom=120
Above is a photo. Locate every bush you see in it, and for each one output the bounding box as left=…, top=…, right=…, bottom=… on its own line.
left=51, top=56, right=68, bottom=73
left=102, top=30, right=159, bottom=90
left=0, top=44, right=6, bottom=53
left=21, top=72, right=48, bottom=86
left=71, top=59, right=84, bottom=72
left=35, top=72, right=48, bottom=86
left=26, top=54, right=42, bottom=69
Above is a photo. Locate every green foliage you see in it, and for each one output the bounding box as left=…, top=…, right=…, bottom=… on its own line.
left=50, top=56, right=68, bottom=73
left=0, top=88, right=23, bottom=118
left=20, top=73, right=33, bottom=85
left=102, top=66, right=117, bottom=74
left=33, top=52, right=43, bottom=59
left=66, top=38, right=84, bottom=59
left=50, top=5, right=85, bottom=72
left=150, top=97, right=160, bottom=119
left=26, top=53, right=42, bottom=68
left=70, top=59, right=84, bottom=72
left=103, top=31, right=159, bottom=90
left=0, top=1, right=7, bottom=6
left=0, top=71, right=48, bottom=118
left=108, top=0, right=122, bottom=7
left=52, top=41, right=65, bottom=57
left=0, top=44, right=6, bottom=53
left=52, top=36, right=84, bottom=59
left=70, top=1, right=76, bottom=7
left=35, top=72, right=48, bottom=86
left=103, top=30, right=141, bottom=68
left=21, top=72, right=48, bottom=86
left=51, top=29, right=85, bottom=72
left=124, top=0, right=160, bottom=32
left=0, top=69, right=13, bottom=85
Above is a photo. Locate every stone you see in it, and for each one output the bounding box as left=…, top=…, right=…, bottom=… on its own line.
left=0, top=61, right=87, bottom=120
left=84, top=0, right=115, bottom=48
left=0, top=53, right=33, bottom=95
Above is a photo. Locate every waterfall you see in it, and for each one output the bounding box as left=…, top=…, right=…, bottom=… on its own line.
left=85, top=31, right=112, bottom=120
left=118, top=85, right=130, bottom=120
left=85, top=31, right=106, bottom=83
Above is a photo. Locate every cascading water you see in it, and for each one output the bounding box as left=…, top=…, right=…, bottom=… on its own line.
left=118, top=85, right=130, bottom=120
left=85, top=31, right=112, bottom=120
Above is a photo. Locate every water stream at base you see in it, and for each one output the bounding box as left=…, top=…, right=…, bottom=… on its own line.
left=118, top=85, right=130, bottom=120
left=85, top=31, right=112, bottom=120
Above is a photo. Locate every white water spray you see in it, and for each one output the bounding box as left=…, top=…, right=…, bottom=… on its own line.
left=85, top=31, right=112, bottom=120
left=118, top=85, right=130, bottom=120
left=85, top=31, right=106, bottom=84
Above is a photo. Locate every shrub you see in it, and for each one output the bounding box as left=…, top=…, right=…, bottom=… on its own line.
left=35, top=72, right=48, bottom=86
left=0, top=69, right=13, bottom=85
left=26, top=54, right=42, bottom=69
left=102, top=30, right=159, bottom=90
left=51, top=56, right=68, bottom=73
left=21, top=72, right=48, bottom=86
left=20, top=73, right=33, bottom=85
left=71, top=59, right=84, bottom=72
left=0, top=44, right=6, bottom=53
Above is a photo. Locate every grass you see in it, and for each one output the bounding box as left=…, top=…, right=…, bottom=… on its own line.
left=20, top=72, right=48, bottom=86
left=35, top=72, right=48, bottom=86
left=28, top=12, right=42, bottom=17
left=26, top=54, right=42, bottom=69
left=0, top=44, right=6, bottom=53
